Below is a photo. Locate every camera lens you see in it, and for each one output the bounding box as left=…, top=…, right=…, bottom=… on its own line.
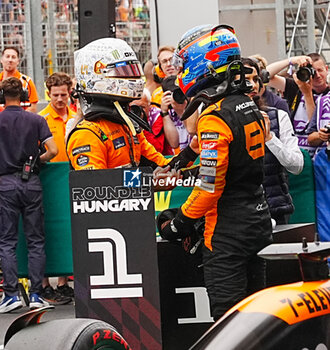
left=172, top=88, right=186, bottom=104
left=296, top=66, right=312, bottom=82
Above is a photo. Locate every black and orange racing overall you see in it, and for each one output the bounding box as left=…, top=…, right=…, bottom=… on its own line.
left=66, top=117, right=197, bottom=171
left=181, top=91, right=273, bottom=320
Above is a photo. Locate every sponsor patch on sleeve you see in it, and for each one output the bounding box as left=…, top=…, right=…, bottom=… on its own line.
left=201, top=150, right=218, bottom=158
left=72, top=145, right=91, bottom=156
left=77, top=155, right=89, bottom=167
left=199, top=181, right=215, bottom=193
left=200, top=175, right=216, bottom=184
left=201, top=132, right=219, bottom=140
left=201, top=141, right=218, bottom=150
left=113, top=136, right=126, bottom=150
left=201, top=159, right=217, bottom=167
left=200, top=166, right=216, bottom=176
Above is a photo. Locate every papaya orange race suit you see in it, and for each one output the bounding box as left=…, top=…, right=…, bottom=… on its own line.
left=180, top=92, right=273, bottom=320
left=66, top=117, right=197, bottom=171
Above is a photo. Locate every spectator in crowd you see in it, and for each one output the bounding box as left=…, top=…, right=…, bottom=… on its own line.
left=55, top=0, right=70, bottom=21
left=0, top=77, right=58, bottom=313
left=159, top=25, right=272, bottom=321
left=249, top=54, right=291, bottom=115
left=41, top=0, right=48, bottom=21
left=151, top=46, right=191, bottom=152
left=0, top=47, right=39, bottom=112
left=130, top=88, right=179, bottom=155
left=243, top=58, right=303, bottom=224
left=68, top=77, right=78, bottom=113
left=64, top=78, right=83, bottom=141
left=130, top=0, right=148, bottom=20
left=307, top=91, right=330, bottom=158
left=142, top=60, right=179, bottom=154
left=39, top=72, right=76, bottom=305
left=162, top=81, right=192, bottom=151
left=151, top=46, right=178, bottom=106
left=118, top=0, right=131, bottom=22
left=267, top=53, right=329, bottom=158
left=143, top=59, right=161, bottom=97
left=1, top=0, right=14, bottom=24
left=8, top=25, right=24, bottom=52
left=12, top=0, right=25, bottom=22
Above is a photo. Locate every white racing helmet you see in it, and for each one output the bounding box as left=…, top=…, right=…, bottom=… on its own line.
left=74, top=38, right=145, bottom=103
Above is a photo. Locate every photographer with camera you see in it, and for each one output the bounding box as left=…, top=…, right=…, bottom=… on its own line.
left=267, top=53, right=329, bottom=158
left=307, top=91, right=330, bottom=159
left=129, top=87, right=179, bottom=155
left=0, top=77, right=58, bottom=313
left=160, top=75, right=192, bottom=151
left=151, top=46, right=192, bottom=153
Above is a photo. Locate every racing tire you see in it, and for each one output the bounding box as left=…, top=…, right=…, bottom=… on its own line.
left=5, top=318, right=130, bottom=350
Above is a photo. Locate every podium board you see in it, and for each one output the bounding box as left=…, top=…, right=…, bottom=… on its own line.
left=157, top=240, right=212, bottom=349
left=69, top=167, right=317, bottom=350
left=69, top=168, right=162, bottom=350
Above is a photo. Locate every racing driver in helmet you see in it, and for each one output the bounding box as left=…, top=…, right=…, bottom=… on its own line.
left=159, top=25, right=273, bottom=320
left=66, top=38, right=198, bottom=176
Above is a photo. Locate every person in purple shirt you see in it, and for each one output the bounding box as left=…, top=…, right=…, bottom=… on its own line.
left=306, top=91, right=330, bottom=159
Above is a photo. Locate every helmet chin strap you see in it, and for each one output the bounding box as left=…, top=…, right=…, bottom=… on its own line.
left=113, top=101, right=137, bottom=136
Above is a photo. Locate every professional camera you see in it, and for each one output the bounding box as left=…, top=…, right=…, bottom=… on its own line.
left=296, top=64, right=315, bottom=82
left=161, top=76, right=187, bottom=104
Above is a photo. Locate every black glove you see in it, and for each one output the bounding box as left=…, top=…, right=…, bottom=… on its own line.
left=167, top=145, right=198, bottom=170
left=157, top=207, right=197, bottom=241
left=156, top=208, right=178, bottom=240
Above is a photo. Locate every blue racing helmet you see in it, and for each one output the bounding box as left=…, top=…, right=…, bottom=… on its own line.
left=173, top=24, right=241, bottom=97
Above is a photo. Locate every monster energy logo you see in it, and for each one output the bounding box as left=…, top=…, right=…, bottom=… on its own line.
left=111, top=50, right=120, bottom=60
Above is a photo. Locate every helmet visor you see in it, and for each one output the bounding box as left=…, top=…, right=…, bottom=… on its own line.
left=94, top=60, right=143, bottom=78
left=171, top=53, right=184, bottom=72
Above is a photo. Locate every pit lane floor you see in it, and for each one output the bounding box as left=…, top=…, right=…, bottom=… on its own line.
left=0, top=279, right=75, bottom=349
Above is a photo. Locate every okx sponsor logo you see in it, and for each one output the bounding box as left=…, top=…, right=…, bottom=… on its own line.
left=124, top=168, right=142, bottom=187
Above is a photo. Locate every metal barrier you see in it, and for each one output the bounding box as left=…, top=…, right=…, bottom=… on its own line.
left=0, top=0, right=151, bottom=89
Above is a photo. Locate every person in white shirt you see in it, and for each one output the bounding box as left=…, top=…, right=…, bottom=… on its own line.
left=243, top=58, right=304, bottom=224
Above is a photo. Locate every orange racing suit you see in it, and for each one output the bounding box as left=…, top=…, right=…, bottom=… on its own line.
left=66, top=117, right=197, bottom=171
left=66, top=118, right=171, bottom=170
left=179, top=92, right=273, bottom=320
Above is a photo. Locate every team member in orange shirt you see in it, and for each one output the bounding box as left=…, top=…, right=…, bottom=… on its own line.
left=39, top=72, right=76, bottom=305
left=0, top=47, right=38, bottom=112
left=39, top=72, right=76, bottom=163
